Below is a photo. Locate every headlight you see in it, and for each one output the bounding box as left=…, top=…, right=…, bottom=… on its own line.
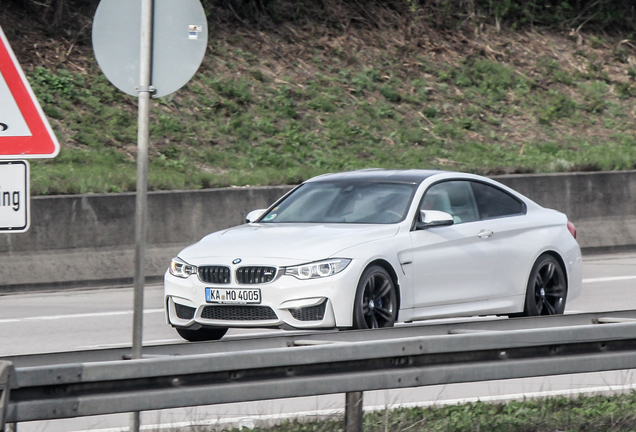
left=169, top=257, right=197, bottom=278
left=284, top=259, right=351, bottom=280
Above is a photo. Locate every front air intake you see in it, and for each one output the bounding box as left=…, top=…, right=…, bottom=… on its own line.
left=174, top=303, right=196, bottom=320
left=290, top=300, right=327, bottom=321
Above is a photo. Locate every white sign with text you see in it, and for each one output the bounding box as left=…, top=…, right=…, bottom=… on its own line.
left=0, top=160, right=29, bottom=232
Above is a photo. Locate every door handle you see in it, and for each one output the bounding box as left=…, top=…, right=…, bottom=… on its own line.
left=478, top=230, right=493, bottom=239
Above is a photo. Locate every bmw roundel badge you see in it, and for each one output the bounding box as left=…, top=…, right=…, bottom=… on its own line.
left=232, top=258, right=242, bottom=265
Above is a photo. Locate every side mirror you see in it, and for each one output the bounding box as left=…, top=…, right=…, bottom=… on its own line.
left=245, top=209, right=266, bottom=223
left=416, top=210, right=454, bottom=230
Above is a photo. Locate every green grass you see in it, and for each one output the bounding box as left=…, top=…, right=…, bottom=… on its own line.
left=216, top=393, right=636, bottom=432
left=23, top=27, right=636, bottom=195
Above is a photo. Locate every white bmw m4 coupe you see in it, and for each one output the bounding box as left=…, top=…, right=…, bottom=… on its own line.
left=164, top=169, right=582, bottom=341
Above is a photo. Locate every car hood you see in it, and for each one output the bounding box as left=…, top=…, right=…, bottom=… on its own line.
left=179, top=223, right=400, bottom=265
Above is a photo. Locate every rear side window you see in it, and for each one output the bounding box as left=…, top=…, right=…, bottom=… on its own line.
left=471, top=181, right=524, bottom=219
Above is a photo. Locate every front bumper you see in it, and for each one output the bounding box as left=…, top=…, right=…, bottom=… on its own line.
left=166, top=295, right=337, bottom=329
left=164, top=265, right=360, bottom=329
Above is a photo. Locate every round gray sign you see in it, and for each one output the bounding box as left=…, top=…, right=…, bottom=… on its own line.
left=92, top=0, right=208, bottom=98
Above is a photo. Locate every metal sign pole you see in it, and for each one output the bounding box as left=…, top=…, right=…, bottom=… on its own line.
left=131, top=0, right=153, bottom=431
left=344, top=391, right=364, bottom=432
left=92, top=1, right=206, bottom=428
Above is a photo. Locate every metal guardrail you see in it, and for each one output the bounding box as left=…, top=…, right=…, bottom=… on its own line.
left=3, top=311, right=636, bottom=431
left=6, top=309, right=636, bottom=368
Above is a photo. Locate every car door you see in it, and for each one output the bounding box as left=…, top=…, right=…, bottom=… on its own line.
left=409, top=180, right=504, bottom=308
left=469, top=180, right=530, bottom=297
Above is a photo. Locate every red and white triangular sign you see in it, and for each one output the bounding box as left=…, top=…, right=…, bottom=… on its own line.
left=0, top=25, right=60, bottom=158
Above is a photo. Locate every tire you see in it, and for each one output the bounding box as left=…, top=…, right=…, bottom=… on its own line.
left=352, top=265, right=398, bottom=329
left=522, top=254, right=567, bottom=316
left=175, top=326, right=228, bottom=342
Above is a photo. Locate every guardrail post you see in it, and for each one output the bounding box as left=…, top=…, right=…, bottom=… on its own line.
left=344, top=391, right=364, bottom=432
left=0, top=361, right=15, bottom=432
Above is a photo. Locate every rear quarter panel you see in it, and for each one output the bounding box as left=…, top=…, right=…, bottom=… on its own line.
left=492, top=207, right=581, bottom=305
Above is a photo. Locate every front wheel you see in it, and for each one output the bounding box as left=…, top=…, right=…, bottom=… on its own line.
left=352, top=265, right=398, bottom=329
left=175, top=326, right=228, bottom=342
left=522, top=254, right=567, bottom=316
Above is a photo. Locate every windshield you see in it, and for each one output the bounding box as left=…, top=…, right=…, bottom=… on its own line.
left=260, top=181, right=417, bottom=224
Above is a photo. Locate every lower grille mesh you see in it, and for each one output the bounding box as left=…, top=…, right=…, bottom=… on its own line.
left=175, top=303, right=196, bottom=320
left=201, top=305, right=278, bottom=321
left=290, top=300, right=327, bottom=321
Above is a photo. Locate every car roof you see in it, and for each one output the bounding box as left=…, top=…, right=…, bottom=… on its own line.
left=306, top=169, right=446, bottom=185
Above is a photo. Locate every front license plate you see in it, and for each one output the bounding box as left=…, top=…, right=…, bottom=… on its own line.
left=206, top=288, right=261, bottom=304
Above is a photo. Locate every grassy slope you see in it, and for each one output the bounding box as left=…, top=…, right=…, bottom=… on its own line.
left=221, top=393, right=636, bottom=431
left=2, top=5, right=636, bottom=196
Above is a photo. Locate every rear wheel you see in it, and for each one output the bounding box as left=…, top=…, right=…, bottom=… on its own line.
left=522, top=254, right=567, bottom=316
left=353, top=265, right=397, bottom=329
left=175, top=326, right=228, bottom=342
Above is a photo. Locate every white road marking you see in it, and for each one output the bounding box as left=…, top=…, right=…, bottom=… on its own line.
left=77, top=339, right=182, bottom=349
left=583, top=275, right=636, bottom=283
left=59, top=383, right=636, bottom=432
left=0, top=308, right=164, bottom=324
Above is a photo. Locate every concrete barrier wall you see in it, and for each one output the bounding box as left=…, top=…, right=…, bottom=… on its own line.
left=0, top=186, right=293, bottom=292
left=1, top=171, right=634, bottom=292
left=0, top=186, right=293, bottom=253
left=494, top=171, right=636, bottom=252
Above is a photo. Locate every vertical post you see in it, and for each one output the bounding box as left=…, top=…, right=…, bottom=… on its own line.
left=132, top=0, right=153, bottom=362
left=0, top=361, right=14, bottom=432
left=131, top=0, right=153, bottom=431
left=344, top=391, right=364, bottom=432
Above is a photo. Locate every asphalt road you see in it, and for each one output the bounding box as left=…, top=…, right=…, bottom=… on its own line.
left=3, top=252, right=636, bottom=431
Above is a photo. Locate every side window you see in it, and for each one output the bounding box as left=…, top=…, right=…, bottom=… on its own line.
left=420, top=181, right=479, bottom=224
left=471, top=181, right=524, bottom=219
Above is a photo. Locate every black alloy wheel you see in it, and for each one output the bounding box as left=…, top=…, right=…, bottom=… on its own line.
left=176, top=326, right=228, bottom=342
left=353, top=265, right=398, bottom=329
left=523, top=254, right=567, bottom=316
